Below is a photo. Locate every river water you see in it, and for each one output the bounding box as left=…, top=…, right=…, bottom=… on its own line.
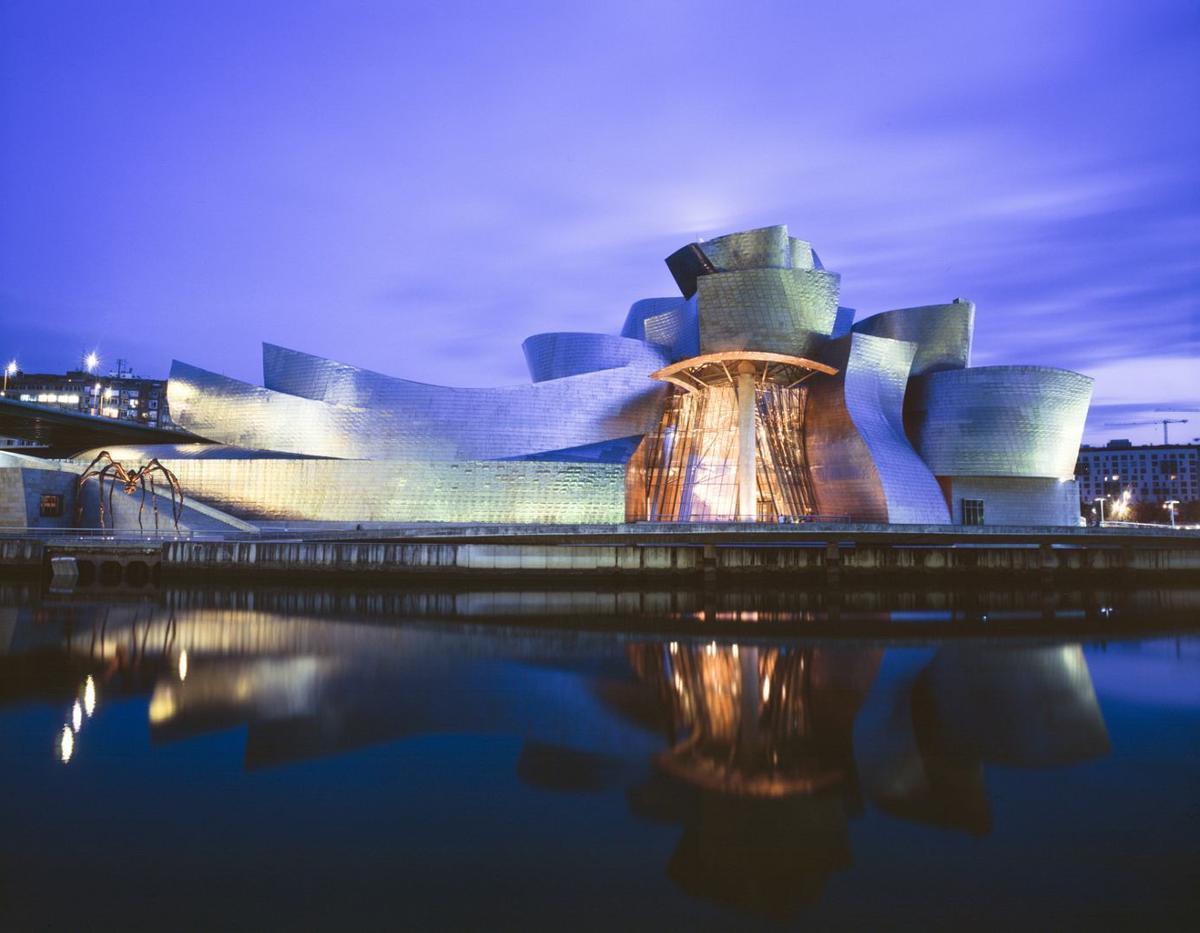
left=0, top=583, right=1197, bottom=931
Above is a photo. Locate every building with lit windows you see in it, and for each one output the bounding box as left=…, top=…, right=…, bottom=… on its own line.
left=1075, top=440, right=1200, bottom=507
left=0, top=225, right=1095, bottom=529
left=1, top=362, right=174, bottom=427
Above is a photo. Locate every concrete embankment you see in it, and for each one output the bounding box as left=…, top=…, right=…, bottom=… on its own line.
left=159, top=537, right=1200, bottom=580
left=3, top=524, right=1199, bottom=584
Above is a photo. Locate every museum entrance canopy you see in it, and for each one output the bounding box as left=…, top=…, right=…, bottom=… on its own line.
left=630, top=352, right=841, bottom=523
left=649, top=351, right=838, bottom=394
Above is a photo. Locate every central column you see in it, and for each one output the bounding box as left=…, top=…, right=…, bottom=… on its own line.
left=735, top=363, right=757, bottom=520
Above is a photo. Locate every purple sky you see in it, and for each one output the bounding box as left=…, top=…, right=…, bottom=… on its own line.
left=2, top=0, right=1197, bottom=445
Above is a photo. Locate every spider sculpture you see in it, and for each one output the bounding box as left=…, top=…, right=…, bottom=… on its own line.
left=75, top=451, right=185, bottom=532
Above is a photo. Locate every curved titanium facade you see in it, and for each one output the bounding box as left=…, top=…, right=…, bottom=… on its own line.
left=103, top=456, right=627, bottom=524
left=805, top=333, right=950, bottom=523
left=696, top=225, right=790, bottom=272
left=660, top=224, right=840, bottom=359
left=168, top=361, right=430, bottom=461
left=62, top=222, right=1091, bottom=530
left=645, top=302, right=700, bottom=360
left=213, top=345, right=669, bottom=461
left=852, top=302, right=974, bottom=377
left=696, top=267, right=840, bottom=357
left=665, top=224, right=819, bottom=299
left=521, top=332, right=669, bottom=383
left=832, top=306, right=856, bottom=338
left=621, top=297, right=688, bottom=342
left=906, top=366, right=1093, bottom=479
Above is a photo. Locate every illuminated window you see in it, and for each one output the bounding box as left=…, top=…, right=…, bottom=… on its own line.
left=962, top=498, right=985, bottom=526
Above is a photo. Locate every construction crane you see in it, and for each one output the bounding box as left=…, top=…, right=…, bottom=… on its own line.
left=1104, top=418, right=1188, bottom=444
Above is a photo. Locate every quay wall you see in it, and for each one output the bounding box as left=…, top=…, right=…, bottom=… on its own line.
left=158, top=539, right=1200, bottom=578
left=4, top=530, right=1199, bottom=583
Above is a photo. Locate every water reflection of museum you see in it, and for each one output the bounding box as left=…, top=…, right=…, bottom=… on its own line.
left=20, top=605, right=1111, bottom=919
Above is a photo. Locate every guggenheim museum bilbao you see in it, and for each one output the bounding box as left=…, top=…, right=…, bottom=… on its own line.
left=4, top=224, right=1093, bottom=528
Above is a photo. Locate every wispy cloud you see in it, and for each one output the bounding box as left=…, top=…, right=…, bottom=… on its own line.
left=0, top=0, right=1195, bottom=412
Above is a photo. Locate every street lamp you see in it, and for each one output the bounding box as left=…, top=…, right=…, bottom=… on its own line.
left=2, top=360, right=17, bottom=394
left=1164, top=499, right=1180, bottom=529
left=1093, top=495, right=1107, bottom=526
left=83, top=351, right=99, bottom=373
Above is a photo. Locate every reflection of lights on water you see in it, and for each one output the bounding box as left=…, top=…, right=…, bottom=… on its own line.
left=59, top=726, right=74, bottom=763
left=761, top=674, right=771, bottom=703
left=674, top=673, right=684, bottom=693
left=84, top=676, right=96, bottom=717
left=706, top=642, right=716, bottom=657
left=71, top=701, right=82, bottom=732
left=669, top=642, right=678, bottom=655
left=178, top=650, right=189, bottom=682
left=731, top=644, right=739, bottom=659
left=148, top=690, right=177, bottom=724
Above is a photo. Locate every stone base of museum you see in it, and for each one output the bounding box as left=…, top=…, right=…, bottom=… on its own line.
left=939, top=476, right=1082, bottom=527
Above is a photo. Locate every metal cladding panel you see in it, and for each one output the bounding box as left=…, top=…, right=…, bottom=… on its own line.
left=167, top=361, right=431, bottom=461
left=806, top=333, right=950, bottom=523
left=907, top=366, right=1093, bottom=479
left=696, top=267, right=840, bottom=356
left=521, top=332, right=669, bottom=383
left=621, top=297, right=687, bottom=341
left=642, top=298, right=700, bottom=360
left=248, top=346, right=668, bottom=460
left=664, top=244, right=716, bottom=300
left=504, top=436, right=643, bottom=463
left=945, top=476, right=1082, bottom=526
left=140, top=457, right=627, bottom=523
left=852, top=302, right=975, bottom=376
left=788, top=238, right=815, bottom=270
left=696, top=225, right=790, bottom=271
left=832, top=306, right=856, bottom=338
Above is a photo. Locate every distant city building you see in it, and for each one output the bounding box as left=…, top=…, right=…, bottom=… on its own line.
left=0, top=436, right=45, bottom=451
left=1076, top=439, right=1199, bottom=505
left=0, top=359, right=174, bottom=428
left=1, top=225, right=1096, bottom=529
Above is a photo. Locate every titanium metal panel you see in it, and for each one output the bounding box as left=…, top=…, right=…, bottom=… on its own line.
left=664, top=225, right=817, bottom=298
left=168, top=361, right=433, bottom=461
left=132, top=457, right=627, bottom=524
left=832, top=306, right=856, bottom=338
left=852, top=302, right=974, bottom=376
left=696, top=267, right=840, bottom=357
left=695, top=225, right=790, bottom=272
left=789, top=237, right=816, bottom=270
left=247, top=346, right=667, bottom=460
left=664, top=243, right=717, bottom=299
left=521, top=332, right=669, bottom=383
left=906, top=366, right=1093, bottom=478
left=642, top=298, right=700, bottom=360
left=805, top=333, right=950, bottom=523
left=621, top=297, right=688, bottom=341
